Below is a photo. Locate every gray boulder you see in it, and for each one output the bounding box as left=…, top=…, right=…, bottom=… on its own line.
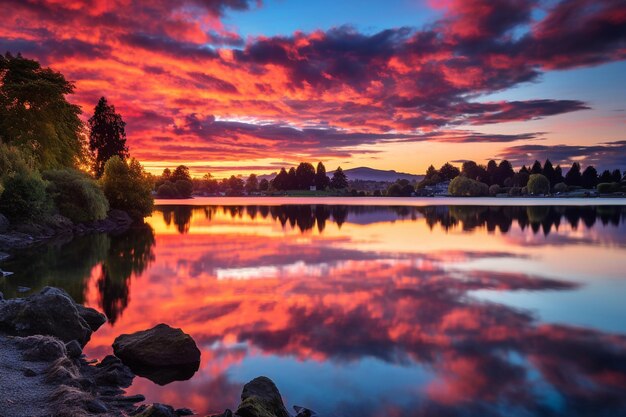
left=235, top=376, right=290, bottom=417
left=0, top=287, right=105, bottom=346
left=112, top=323, right=201, bottom=385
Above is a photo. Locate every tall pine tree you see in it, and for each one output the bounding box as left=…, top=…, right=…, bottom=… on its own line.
left=89, top=97, right=129, bottom=177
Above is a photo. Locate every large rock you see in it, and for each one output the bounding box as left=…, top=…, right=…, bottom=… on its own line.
left=0, top=287, right=105, bottom=346
left=235, top=376, right=291, bottom=417
left=112, top=323, right=201, bottom=385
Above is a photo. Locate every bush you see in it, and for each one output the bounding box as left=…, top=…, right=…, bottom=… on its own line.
left=43, top=169, right=109, bottom=223
left=448, top=176, right=488, bottom=196
left=527, top=174, right=550, bottom=195
left=0, top=172, right=48, bottom=221
left=553, top=182, right=567, bottom=194
left=597, top=182, right=620, bottom=194
left=489, top=184, right=501, bottom=196
left=156, top=181, right=179, bottom=198
left=521, top=186, right=528, bottom=195
left=101, top=156, right=153, bottom=220
left=508, top=186, right=522, bottom=196
left=174, top=179, right=193, bottom=198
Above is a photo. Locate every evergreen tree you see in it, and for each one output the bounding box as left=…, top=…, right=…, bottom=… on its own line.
left=543, top=159, right=555, bottom=185
left=554, top=165, right=564, bottom=184
left=530, top=160, right=543, bottom=175
left=599, top=170, right=613, bottom=183
left=611, top=169, right=622, bottom=183
left=287, top=167, right=297, bottom=189
left=315, top=162, right=330, bottom=190
left=565, top=162, right=582, bottom=186
left=89, top=97, right=129, bottom=177
left=581, top=166, right=598, bottom=189
left=331, top=167, right=348, bottom=189
left=425, top=165, right=437, bottom=179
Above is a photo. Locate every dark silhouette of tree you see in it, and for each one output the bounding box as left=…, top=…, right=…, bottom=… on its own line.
left=259, top=178, right=269, bottom=191
left=315, top=162, right=330, bottom=190
left=497, top=160, right=514, bottom=186
left=0, top=53, right=85, bottom=169
left=611, top=169, right=622, bottom=183
left=554, top=165, right=564, bottom=184
left=487, top=160, right=498, bottom=185
left=599, top=170, right=613, bottom=183
left=287, top=167, right=297, bottom=189
left=245, top=174, right=258, bottom=193
left=439, top=162, right=460, bottom=181
left=565, top=162, right=582, bottom=186
left=530, top=160, right=543, bottom=175
left=581, top=166, right=598, bottom=189
left=295, top=162, right=316, bottom=189
left=461, top=161, right=487, bottom=182
left=89, top=97, right=128, bottom=177
left=226, top=175, right=244, bottom=195
left=272, top=168, right=288, bottom=190
left=425, top=165, right=438, bottom=179
left=331, top=167, right=349, bottom=189
left=543, top=159, right=555, bottom=186
left=171, top=165, right=191, bottom=182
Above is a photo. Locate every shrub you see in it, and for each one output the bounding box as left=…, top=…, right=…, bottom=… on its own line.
left=553, top=182, right=568, bottom=194
left=489, top=184, right=501, bottom=196
left=0, top=143, right=36, bottom=178
left=508, top=186, right=522, bottom=196
left=597, top=182, right=620, bottom=194
left=43, top=169, right=109, bottom=223
left=0, top=172, right=48, bottom=221
left=527, top=174, right=550, bottom=195
left=156, top=181, right=179, bottom=198
left=174, top=179, right=193, bottom=198
left=448, top=176, right=489, bottom=196
left=521, top=186, right=528, bottom=195
left=100, top=156, right=153, bottom=220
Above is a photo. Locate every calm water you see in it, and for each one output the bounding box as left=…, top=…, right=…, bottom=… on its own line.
left=2, top=199, right=626, bottom=417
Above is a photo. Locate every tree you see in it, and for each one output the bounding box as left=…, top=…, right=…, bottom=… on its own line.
left=331, top=167, right=348, bottom=189
left=245, top=174, right=258, bottom=193
left=530, top=160, right=543, bottom=175
left=295, top=162, right=316, bottom=189
left=226, top=175, right=244, bottom=196
left=486, top=160, right=498, bottom=185
left=272, top=168, right=288, bottom=190
left=554, top=165, right=564, bottom=184
left=43, top=169, right=109, bottom=222
left=543, top=159, right=555, bottom=186
left=171, top=165, right=191, bottom=182
left=0, top=172, right=48, bottom=221
left=89, top=97, right=129, bottom=177
left=0, top=53, right=85, bottom=169
left=599, top=170, right=613, bottom=184
left=439, top=162, right=460, bottom=181
left=315, top=162, right=330, bottom=190
left=497, top=160, right=514, bottom=186
left=581, top=166, right=598, bottom=189
left=287, top=167, right=297, bottom=189
left=611, top=169, right=622, bottom=183
left=425, top=165, right=437, bottom=179
left=461, top=161, right=487, bottom=182
left=448, top=176, right=488, bottom=196
left=259, top=178, right=269, bottom=191
left=527, top=174, right=550, bottom=195
left=100, top=156, right=153, bottom=220
left=565, top=162, right=582, bottom=186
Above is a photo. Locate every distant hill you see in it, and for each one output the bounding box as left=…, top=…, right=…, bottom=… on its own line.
left=258, top=166, right=423, bottom=183
left=338, top=167, right=423, bottom=183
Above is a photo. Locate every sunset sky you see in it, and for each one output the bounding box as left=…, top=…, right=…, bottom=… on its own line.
left=1, top=0, right=625, bottom=177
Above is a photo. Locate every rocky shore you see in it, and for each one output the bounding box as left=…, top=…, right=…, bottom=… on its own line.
left=0, top=287, right=314, bottom=417
left=0, top=210, right=133, bottom=257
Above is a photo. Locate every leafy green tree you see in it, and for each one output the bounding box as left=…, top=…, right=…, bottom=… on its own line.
left=245, top=174, right=258, bottom=193
left=448, top=176, right=489, bottom=196
left=100, top=156, right=153, bottom=220
left=315, top=162, right=330, bottom=190
left=88, top=97, right=129, bottom=177
left=330, top=166, right=348, bottom=189
left=0, top=172, right=48, bottom=221
left=565, top=162, right=582, bottom=186
left=527, top=174, right=550, bottom=195
left=0, top=53, right=85, bottom=169
left=43, top=169, right=109, bottom=222
left=581, top=166, right=598, bottom=189
left=156, top=182, right=179, bottom=198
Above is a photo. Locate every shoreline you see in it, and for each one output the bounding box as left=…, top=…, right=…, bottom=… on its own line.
left=154, top=196, right=626, bottom=207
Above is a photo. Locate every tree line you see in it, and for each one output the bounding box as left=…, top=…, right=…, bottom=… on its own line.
left=0, top=53, right=153, bottom=223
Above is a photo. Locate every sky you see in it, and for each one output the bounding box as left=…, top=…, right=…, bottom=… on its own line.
left=1, top=0, right=625, bottom=177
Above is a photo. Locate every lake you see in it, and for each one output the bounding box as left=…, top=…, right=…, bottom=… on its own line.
left=2, top=198, right=626, bottom=417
